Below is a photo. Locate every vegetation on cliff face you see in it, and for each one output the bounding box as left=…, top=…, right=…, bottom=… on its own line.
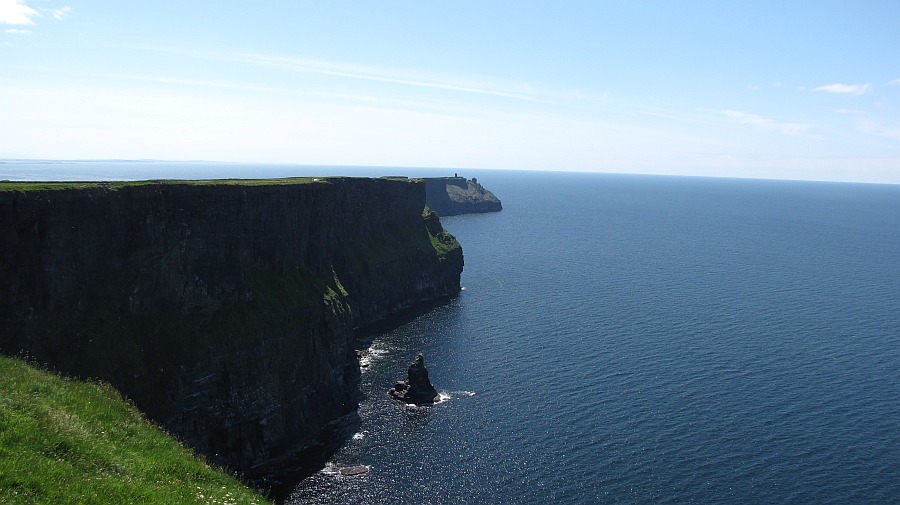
left=0, top=356, right=270, bottom=505
left=423, top=208, right=462, bottom=258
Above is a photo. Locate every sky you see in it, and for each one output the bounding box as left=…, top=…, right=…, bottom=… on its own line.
left=2, top=1, right=900, bottom=183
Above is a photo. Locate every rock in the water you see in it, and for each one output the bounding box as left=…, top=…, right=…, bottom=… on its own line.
left=389, top=353, right=440, bottom=404
left=338, top=465, right=369, bottom=476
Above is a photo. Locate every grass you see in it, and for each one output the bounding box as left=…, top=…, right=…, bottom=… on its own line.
left=0, top=355, right=271, bottom=505
left=0, top=177, right=329, bottom=192
left=324, top=267, right=350, bottom=304
left=428, top=230, right=461, bottom=258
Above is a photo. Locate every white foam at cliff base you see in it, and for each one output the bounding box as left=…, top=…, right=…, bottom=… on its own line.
left=359, top=345, right=390, bottom=368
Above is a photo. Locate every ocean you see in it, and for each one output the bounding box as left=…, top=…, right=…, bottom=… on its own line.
left=287, top=171, right=900, bottom=504
left=4, top=162, right=899, bottom=504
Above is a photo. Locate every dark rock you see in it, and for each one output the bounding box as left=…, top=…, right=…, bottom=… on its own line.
left=389, top=353, right=440, bottom=404
left=338, top=465, right=369, bottom=476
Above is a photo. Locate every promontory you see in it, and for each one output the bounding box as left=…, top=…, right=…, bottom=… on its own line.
left=0, top=176, right=463, bottom=490
left=423, top=176, right=502, bottom=216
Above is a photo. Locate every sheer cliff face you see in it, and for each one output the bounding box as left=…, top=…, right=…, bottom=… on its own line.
left=0, top=177, right=463, bottom=481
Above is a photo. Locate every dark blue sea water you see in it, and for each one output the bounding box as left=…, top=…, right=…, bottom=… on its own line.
left=5, top=162, right=899, bottom=503
left=286, top=171, right=900, bottom=504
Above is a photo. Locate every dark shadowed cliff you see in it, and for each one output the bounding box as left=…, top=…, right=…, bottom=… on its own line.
left=423, top=176, right=502, bottom=216
left=0, top=177, right=463, bottom=488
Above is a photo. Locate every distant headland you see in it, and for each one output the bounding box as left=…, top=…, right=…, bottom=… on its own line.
left=422, top=175, right=502, bottom=216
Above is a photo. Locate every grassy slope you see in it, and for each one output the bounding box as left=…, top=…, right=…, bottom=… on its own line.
left=0, top=356, right=271, bottom=505
left=0, top=178, right=328, bottom=192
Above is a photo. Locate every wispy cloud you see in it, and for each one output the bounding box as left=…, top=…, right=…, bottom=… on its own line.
left=112, top=73, right=570, bottom=124
left=640, top=109, right=718, bottom=126
left=813, top=83, right=872, bottom=95
left=139, top=46, right=560, bottom=104
left=891, top=78, right=900, bottom=86
left=717, top=109, right=811, bottom=136
left=4, top=27, right=29, bottom=33
left=116, top=74, right=417, bottom=106
left=231, top=52, right=545, bottom=102
left=0, top=1, right=70, bottom=26
left=856, top=120, right=900, bottom=141
left=0, top=0, right=38, bottom=25
left=50, top=5, right=70, bottom=20
left=834, top=108, right=865, bottom=115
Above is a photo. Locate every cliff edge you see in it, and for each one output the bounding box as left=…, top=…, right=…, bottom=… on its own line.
left=423, top=176, right=502, bottom=216
left=0, top=177, right=463, bottom=488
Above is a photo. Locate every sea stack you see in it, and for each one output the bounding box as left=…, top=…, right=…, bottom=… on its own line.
left=389, top=353, right=441, bottom=405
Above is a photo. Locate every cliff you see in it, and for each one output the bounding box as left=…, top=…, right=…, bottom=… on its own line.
left=423, top=176, right=502, bottom=216
left=0, top=177, right=463, bottom=488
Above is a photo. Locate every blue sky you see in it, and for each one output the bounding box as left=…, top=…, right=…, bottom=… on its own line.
left=2, top=1, right=900, bottom=183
